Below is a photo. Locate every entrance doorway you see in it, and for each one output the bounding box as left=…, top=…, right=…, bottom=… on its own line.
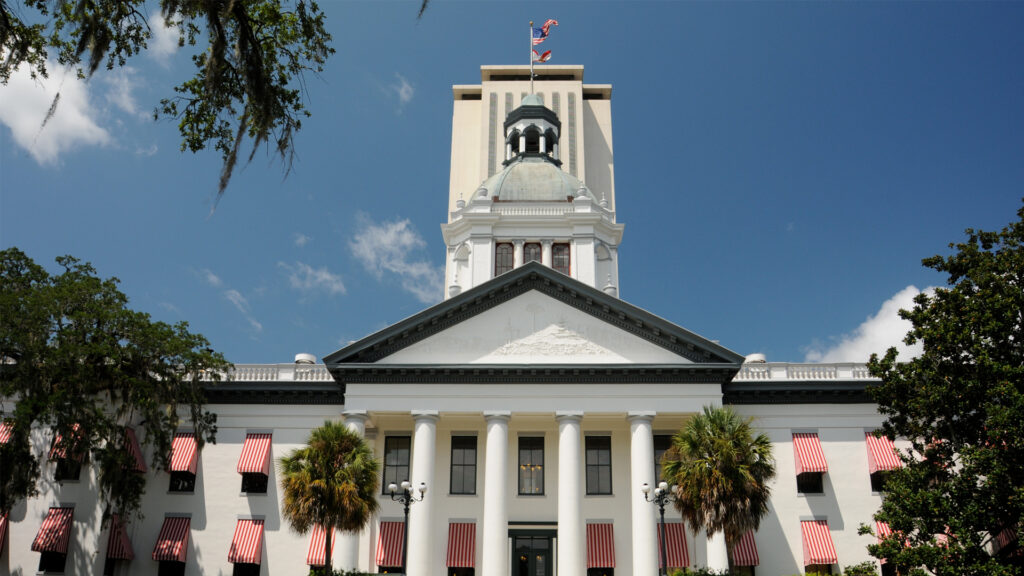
left=512, top=532, right=554, bottom=576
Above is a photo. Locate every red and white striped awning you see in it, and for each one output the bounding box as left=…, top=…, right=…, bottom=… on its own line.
left=306, top=525, right=336, bottom=567
left=106, top=514, right=134, bottom=560
left=0, top=421, right=11, bottom=444
left=801, top=520, right=838, bottom=565
left=237, top=433, right=272, bottom=475
left=995, top=526, right=1016, bottom=552
left=125, top=427, right=146, bottom=472
left=228, top=519, right=265, bottom=564
left=731, top=530, right=759, bottom=566
left=0, top=513, right=7, bottom=548
left=793, top=433, right=828, bottom=474
left=865, top=432, right=902, bottom=473
left=152, top=517, right=190, bottom=562
left=586, top=523, right=615, bottom=568
left=169, top=433, right=198, bottom=474
left=376, top=521, right=404, bottom=567
left=657, top=523, right=690, bottom=569
left=49, top=424, right=83, bottom=461
left=31, top=506, right=74, bottom=553
left=876, top=521, right=892, bottom=540
left=447, top=522, right=476, bottom=568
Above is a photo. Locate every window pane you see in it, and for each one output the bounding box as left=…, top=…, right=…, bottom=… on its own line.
left=519, top=437, right=544, bottom=494
left=495, top=243, right=514, bottom=275
left=451, top=436, right=477, bottom=495
left=524, top=243, right=541, bottom=263
left=586, top=437, right=612, bottom=495
left=384, top=436, right=411, bottom=493
left=552, top=244, right=570, bottom=275
left=654, top=435, right=672, bottom=483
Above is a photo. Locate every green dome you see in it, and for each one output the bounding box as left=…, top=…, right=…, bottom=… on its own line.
left=478, top=157, right=594, bottom=202
left=520, top=93, right=544, bottom=107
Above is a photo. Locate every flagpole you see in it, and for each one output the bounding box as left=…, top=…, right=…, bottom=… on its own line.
left=529, top=20, right=534, bottom=94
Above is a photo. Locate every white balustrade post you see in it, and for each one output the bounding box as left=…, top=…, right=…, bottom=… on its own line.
left=407, top=411, right=438, bottom=576
left=481, top=412, right=510, bottom=576
left=556, top=411, right=585, bottom=576
left=629, top=412, right=659, bottom=576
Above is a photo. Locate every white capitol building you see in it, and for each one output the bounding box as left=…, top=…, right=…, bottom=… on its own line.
left=3, top=65, right=901, bottom=576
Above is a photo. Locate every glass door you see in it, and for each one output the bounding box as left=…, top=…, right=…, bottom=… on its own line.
left=513, top=535, right=552, bottom=576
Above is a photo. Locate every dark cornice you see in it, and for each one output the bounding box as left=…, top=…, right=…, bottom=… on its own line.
left=331, top=363, right=739, bottom=385
left=504, top=105, right=561, bottom=130
left=324, top=262, right=745, bottom=369
left=722, top=380, right=874, bottom=405
left=203, top=381, right=344, bottom=405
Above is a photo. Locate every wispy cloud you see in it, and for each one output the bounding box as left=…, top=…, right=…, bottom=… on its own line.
left=392, top=73, right=414, bottom=111
left=349, top=214, right=443, bottom=303
left=0, top=60, right=111, bottom=165
left=199, top=268, right=223, bottom=288
left=224, top=289, right=263, bottom=333
left=101, top=67, right=145, bottom=118
left=278, top=261, right=346, bottom=296
left=293, top=233, right=311, bottom=247
left=804, top=285, right=934, bottom=363
left=148, top=11, right=180, bottom=66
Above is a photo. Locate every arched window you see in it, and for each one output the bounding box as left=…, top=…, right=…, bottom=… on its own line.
left=524, top=243, right=541, bottom=264
left=508, top=130, right=521, bottom=156
left=495, top=243, right=514, bottom=276
left=524, top=126, right=541, bottom=153
left=552, top=243, right=570, bottom=275
left=544, top=129, right=557, bottom=156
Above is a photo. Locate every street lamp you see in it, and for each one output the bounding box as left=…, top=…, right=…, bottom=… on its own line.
left=642, top=481, right=678, bottom=576
left=388, top=480, right=427, bottom=575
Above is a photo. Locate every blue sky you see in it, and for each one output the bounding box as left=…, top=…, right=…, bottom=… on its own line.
left=2, top=1, right=1022, bottom=365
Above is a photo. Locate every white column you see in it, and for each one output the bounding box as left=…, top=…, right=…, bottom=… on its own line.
left=541, top=239, right=553, bottom=267
left=519, top=134, right=526, bottom=155
left=706, top=531, right=730, bottom=572
left=513, top=240, right=524, bottom=269
left=506, top=142, right=512, bottom=161
left=407, top=411, right=438, bottom=576
left=337, top=411, right=369, bottom=571
left=556, top=411, right=585, bottom=576
left=629, top=412, right=659, bottom=576
left=539, top=134, right=547, bottom=154
left=481, top=412, right=511, bottom=576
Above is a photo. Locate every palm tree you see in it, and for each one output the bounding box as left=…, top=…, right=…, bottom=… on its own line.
left=662, top=405, right=776, bottom=568
left=280, top=420, right=380, bottom=575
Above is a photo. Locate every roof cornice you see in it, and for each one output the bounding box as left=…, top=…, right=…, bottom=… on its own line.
left=330, top=363, right=738, bottom=385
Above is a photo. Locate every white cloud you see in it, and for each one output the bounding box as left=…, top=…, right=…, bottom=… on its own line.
left=392, top=73, right=414, bottom=110
left=102, top=67, right=150, bottom=120
left=148, top=12, right=180, bottom=66
left=804, top=285, right=934, bottom=363
left=224, top=289, right=263, bottom=333
left=293, top=233, right=311, bottom=247
left=349, top=214, right=443, bottom=304
left=278, top=262, right=346, bottom=295
left=0, top=60, right=111, bottom=165
left=135, top=143, right=158, bottom=157
left=200, top=268, right=223, bottom=287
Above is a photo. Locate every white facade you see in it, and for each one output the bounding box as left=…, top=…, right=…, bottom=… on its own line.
left=2, top=65, right=897, bottom=576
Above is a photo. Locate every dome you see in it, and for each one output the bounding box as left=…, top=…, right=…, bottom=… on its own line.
left=478, top=156, right=594, bottom=202
left=520, top=93, right=544, bottom=107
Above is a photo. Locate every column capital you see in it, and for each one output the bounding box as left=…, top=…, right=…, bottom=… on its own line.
left=626, top=411, right=656, bottom=423
left=555, top=410, right=583, bottom=422
left=540, top=239, right=554, bottom=247
left=411, top=410, right=440, bottom=423
left=484, top=410, right=511, bottom=422
left=512, top=239, right=525, bottom=246
left=343, top=410, right=369, bottom=422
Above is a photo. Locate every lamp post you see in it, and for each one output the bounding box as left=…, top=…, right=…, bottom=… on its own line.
left=388, top=480, right=427, bottom=575
left=642, top=481, right=678, bottom=576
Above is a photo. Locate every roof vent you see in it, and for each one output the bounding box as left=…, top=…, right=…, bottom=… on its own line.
left=744, top=353, right=767, bottom=363
left=294, top=353, right=317, bottom=364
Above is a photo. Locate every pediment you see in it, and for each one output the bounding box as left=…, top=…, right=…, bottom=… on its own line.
left=324, top=263, right=743, bottom=368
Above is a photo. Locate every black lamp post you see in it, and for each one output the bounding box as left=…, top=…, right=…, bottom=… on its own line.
left=388, top=480, right=427, bottom=575
left=642, top=480, right=678, bottom=576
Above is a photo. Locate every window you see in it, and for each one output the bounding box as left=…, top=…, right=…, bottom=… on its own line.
left=383, top=436, right=411, bottom=493
left=870, top=471, right=888, bottom=493
left=588, top=570, right=614, bottom=576
left=586, top=436, right=612, bottom=495
left=169, top=471, right=196, bottom=493
left=525, top=127, right=540, bottom=153
left=806, top=564, right=832, bottom=575
left=495, top=243, right=514, bottom=275
left=524, top=243, right=541, bottom=264
left=38, top=551, right=67, bottom=573
left=797, top=472, right=824, bottom=494
left=242, top=472, right=268, bottom=494
left=450, top=436, right=477, bottom=495
left=379, top=568, right=403, bottom=574
left=552, top=243, right=570, bottom=275
left=518, top=437, right=544, bottom=495
left=159, top=561, right=186, bottom=576
left=654, top=435, right=672, bottom=483
left=449, top=569, right=475, bottom=576
left=733, top=568, right=755, bottom=576
left=54, top=458, right=82, bottom=481
left=233, top=563, right=261, bottom=576
left=103, top=557, right=117, bottom=576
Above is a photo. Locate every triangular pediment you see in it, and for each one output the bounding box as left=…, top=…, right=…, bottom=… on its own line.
left=324, top=263, right=743, bottom=369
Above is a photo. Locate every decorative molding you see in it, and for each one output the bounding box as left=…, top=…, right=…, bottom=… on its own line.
left=329, top=364, right=736, bottom=385
left=203, top=382, right=344, bottom=405
left=722, top=381, right=874, bottom=405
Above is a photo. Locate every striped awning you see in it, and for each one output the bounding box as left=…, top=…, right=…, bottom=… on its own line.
left=106, top=514, right=134, bottom=560
left=49, top=424, right=83, bottom=461
left=0, top=513, right=7, bottom=547
left=237, top=433, right=272, bottom=475
left=228, top=519, right=264, bottom=564
left=447, top=522, right=476, bottom=568
left=169, top=433, right=198, bottom=474
left=801, top=520, right=838, bottom=565
left=125, top=427, right=146, bottom=472
left=876, top=521, right=892, bottom=539
left=793, top=432, right=828, bottom=474
left=731, top=530, right=759, bottom=566
left=152, top=517, right=190, bottom=562
left=31, top=507, right=74, bottom=553
left=0, top=421, right=11, bottom=443
left=657, top=523, right=689, bottom=569
left=995, top=526, right=1016, bottom=552
left=306, top=525, right=336, bottom=566
left=586, top=523, right=615, bottom=568
left=866, top=432, right=902, bottom=473
left=376, top=521, right=405, bottom=567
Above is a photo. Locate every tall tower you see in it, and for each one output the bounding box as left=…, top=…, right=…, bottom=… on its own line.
left=442, top=65, right=623, bottom=299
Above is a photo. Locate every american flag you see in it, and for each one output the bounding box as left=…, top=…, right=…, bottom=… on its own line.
left=532, top=19, right=559, bottom=45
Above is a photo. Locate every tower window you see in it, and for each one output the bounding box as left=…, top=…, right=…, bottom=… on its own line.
left=552, top=243, right=570, bottom=275
left=524, top=243, right=541, bottom=264
left=524, top=127, right=541, bottom=153
left=508, top=131, right=521, bottom=156
left=495, top=243, right=514, bottom=276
